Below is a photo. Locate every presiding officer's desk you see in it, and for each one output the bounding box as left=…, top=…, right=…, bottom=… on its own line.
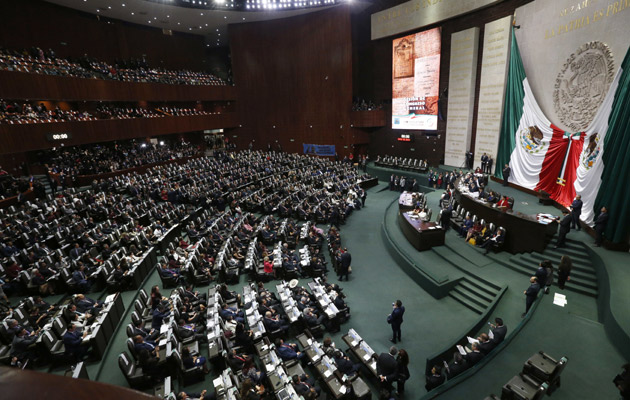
left=453, top=179, right=558, bottom=254
left=398, top=211, right=445, bottom=251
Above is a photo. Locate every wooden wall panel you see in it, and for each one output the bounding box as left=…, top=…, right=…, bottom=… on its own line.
left=0, top=113, right=239, bottom=154
left=0, top=71, right=236, bottom=102
left=229, top=6, right=358, bottom=157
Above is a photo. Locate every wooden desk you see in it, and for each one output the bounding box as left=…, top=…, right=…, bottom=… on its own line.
left=454, top=183, right=557, bottom=254
left=398, top=212, right=445, bottom=251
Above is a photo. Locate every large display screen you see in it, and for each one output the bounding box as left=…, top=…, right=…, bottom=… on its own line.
left=392, top=28, right=441, bottom=130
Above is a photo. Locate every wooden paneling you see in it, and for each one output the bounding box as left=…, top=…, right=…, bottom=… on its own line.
left=0, top=70, right=237, bottom=102
left=229, top=6, right=358, bottom=156
left=0, top=113, right=239, bottom=154
left=350, top=110, right=386, bottom=128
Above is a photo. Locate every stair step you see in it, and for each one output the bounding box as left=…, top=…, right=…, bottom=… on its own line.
left=552, top=282, right=598, bottom=298
left=517, top=255, right=596, bottom=280
left=454, top=282, right=493, bottom=306
left=510, top=258, right=597, bottom=291
left=448, top=290, right=484, bottom=314
left=506, top=258, right=537, bottom=276
left=542, top=246, right=589, bottom=260
left=530, top=252, right=593, bottom=271
left=459, top=278, right=499, bottom=300
left=548, top=238, right=586, bottom=251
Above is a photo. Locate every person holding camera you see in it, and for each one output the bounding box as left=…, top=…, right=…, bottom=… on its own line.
left=387, top=300, right=405, bottom=344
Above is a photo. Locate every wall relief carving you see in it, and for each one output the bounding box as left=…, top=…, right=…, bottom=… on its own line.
left=553, top=41, right=615, bottom=131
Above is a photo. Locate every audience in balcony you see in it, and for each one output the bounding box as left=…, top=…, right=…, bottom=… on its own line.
left=0, top=46, right=229, bottom=86
left=352, top=97, right=383, bottom=111
left=0, top=100, right=216, bottom=124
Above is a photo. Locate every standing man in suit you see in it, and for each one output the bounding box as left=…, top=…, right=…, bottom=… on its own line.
left=502, top=164, right=511, bottom=186
left=388, top=300, right=405, bottom=344
left=522, top=277, right=540, bottom=318
left=486, top=156, right=494, bottom=174
left=480, top=153, right=488, bottom=174
left=555, top=210, right=572, bottom=248
left=489, top=318, right=507, bottom=345
left=377, top=346, right=399, bottom=389
left=337, top=248, right=351, bottom=281
left=570, top=195, right=583, bottom=231
left=594, top=206, right=609, bottom=247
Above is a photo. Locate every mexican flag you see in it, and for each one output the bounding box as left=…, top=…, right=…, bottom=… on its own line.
left=496, top=26, right=630, bottom=241
left=574, top=50, right=627, bottom=230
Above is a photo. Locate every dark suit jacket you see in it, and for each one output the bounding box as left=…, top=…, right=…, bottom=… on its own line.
left=559, top=214, right=572, bottom=234
left=62, top=331, right=83, bottom=355
left=464, top=350, right=484, bottom=366
left=377, top=352, right=398, bottom=381
left=478, top=340, right=495, bottom=355
left=526, top=283, right=541, bottom=302
left=446, top=360, right=468, bottom=380
left=571, top=199, right=583, bottom=216
left=339, top=252, right=351, bottom=270
left=492, top=325, right=507, bottom=345
left=425, top=373, right=445, bottom=391
left=595, top=212, right=609, bottom=233
left=390, top=306, right=405, bottom=328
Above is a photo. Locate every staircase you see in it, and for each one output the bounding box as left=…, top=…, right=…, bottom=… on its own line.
left=448, top=276, right=503, bottom=314
left=492, top=238, right=598, bottom=297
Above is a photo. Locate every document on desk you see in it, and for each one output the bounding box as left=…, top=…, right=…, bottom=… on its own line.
left=323, top=370, right=332, bottom=379
left=467, top=336, right=479, bottom=345
left=363, top=353, right=371, bottom=361
left=339, top=385, right=347, bottom=394
left=160, top=325, right=169, bottom=334
left=159, top=338, right=168, bottom=347
left=105, top=294, right=116, bottom=303
left=456, top=345, right=467, bottom=356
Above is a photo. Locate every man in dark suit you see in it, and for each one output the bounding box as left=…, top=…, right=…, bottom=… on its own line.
left=555, top=210, right=572, bottom=248
left=570, top=195, right=583, bottom=230
left=63, top=323, right=88, bottom=360
left=480, top=153, right=488, bottom=174
left=445, top=352, right=468, bottom=380
left=275, top=338, right=303, bottom=361
left=132, top=321, right=159, bottom=343
left=594, top=206, right=609, bottom=247
left=523, top=276, right=541, bottom=317
left=477, top=333, right=495, bottom=355
left=425, top=365, right=445, bottom=391
left=10, top=328, right=38, bottom=363
left=502, top=164, right=511, bottom=186
left=337, top=249, right=351, bottom=281
left=377, top=346, right=399, bottom=389
left=388, top=300, right=405, bottom=344
left=490, top=318, right=507, bottom=345
left=151, top=305, right=171, bottom=331
left=292, top=374, right=319, bottom=399
left=464, top=342, right=484, bottom=366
